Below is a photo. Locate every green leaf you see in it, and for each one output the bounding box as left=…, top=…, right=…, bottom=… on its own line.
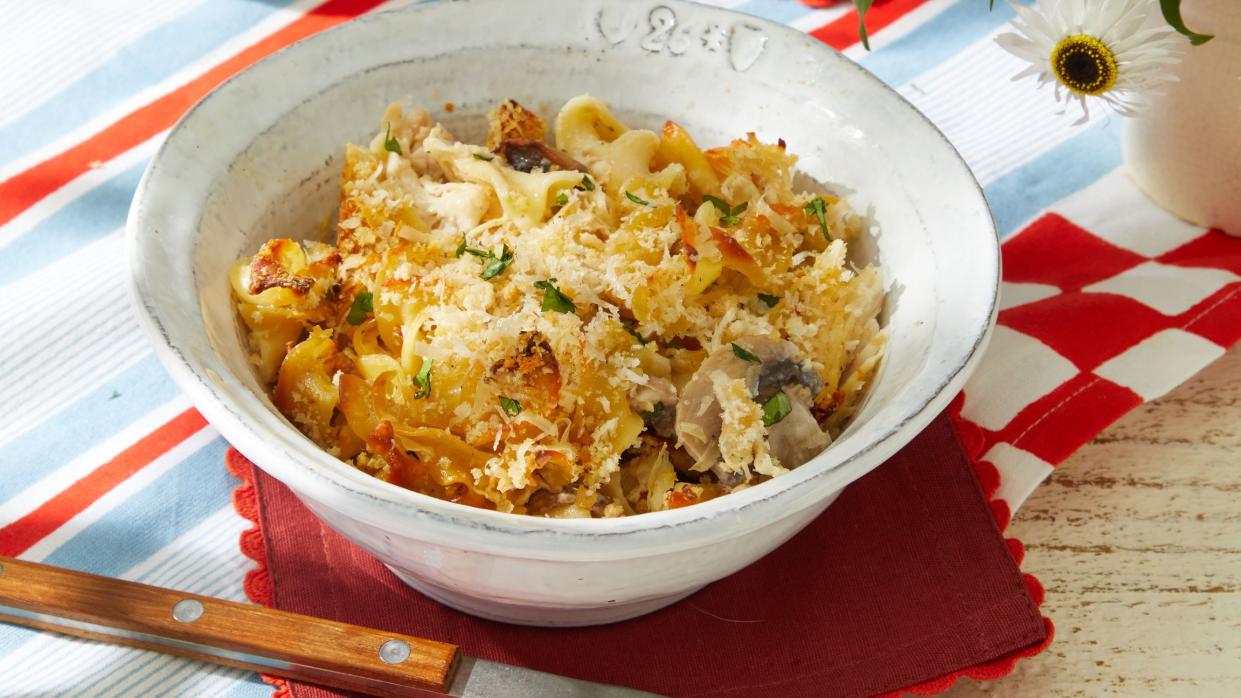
left=577, top=175, right=596, bottom=191
left=621, top=318, right=650, bottom=345
left=480, top=244, right=514, bottom=280
left=853, top=0, right=875, bottom=51
left=534, top=279, right=577, bottom=314
left=499, top=395, right=522, bottom=417
left=108, top=390, right=121, bottom=400
left=761, top=390, right=792, bottom=427
left=757, top=293, right=781, bottom=308
left=642, top=401, right=666, bottom=421
left=383, top=123, right=401, bottom=154
left=704, top=195, right=748, bottom=226
left=463, top=246, right=490, bottom=258
left=346, top=291, right=373, bottom=325
left=473, top=152, right=494, bottom=161
left=731, top=342, right=760, bottom=363
left=412, top=358, right=433, bottom=399
left=703, top=194, right=732, bottom=215
left=625, top=191, right=650, bottom=206
left=455, top=235, right=467, bottom=258
left=804, top=197, right=829, bottom=240
left=1160, top=0, right=1214, bottom=45
left=554, top=191, right=569, bottom=207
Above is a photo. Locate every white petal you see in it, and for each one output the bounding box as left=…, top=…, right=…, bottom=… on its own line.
left=1010, top=63, right=1045, bottom=82
left=995, top=32, right=1045, bottom=63
left=1093, top=0, right=1128, bottom=38
left=1015, top=3, right=1062, bottom=45
left=1073, top=95, right=1091, bottom=125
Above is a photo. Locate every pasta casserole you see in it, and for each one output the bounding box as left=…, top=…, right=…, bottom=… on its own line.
left=229, top=96, right=885, bottom=517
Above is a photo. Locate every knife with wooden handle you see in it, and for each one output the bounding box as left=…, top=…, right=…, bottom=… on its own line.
left=0, top=556, right=663, bottom=697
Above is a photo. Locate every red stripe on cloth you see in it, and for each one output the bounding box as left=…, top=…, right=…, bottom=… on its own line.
left=0, top=0, right=387, bottom=231
left=809, top=0, right=930, bottom=51
left=1001, top=213, right=1145, bottom=293
left=0, top=409, right=207, bottom=557
left=999, top=291, right=1170, bottom=371
left=986, top=373, right=1143, bottom=466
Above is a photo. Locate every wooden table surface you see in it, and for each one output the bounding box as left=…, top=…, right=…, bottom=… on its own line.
left=947, top=344, right=1241, bottom=697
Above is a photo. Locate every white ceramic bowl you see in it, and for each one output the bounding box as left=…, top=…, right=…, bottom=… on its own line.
left=128, top=0, right=999, bottom=626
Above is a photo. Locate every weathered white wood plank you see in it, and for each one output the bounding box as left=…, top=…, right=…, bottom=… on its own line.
left=947, top=344, right=1241, bottom=697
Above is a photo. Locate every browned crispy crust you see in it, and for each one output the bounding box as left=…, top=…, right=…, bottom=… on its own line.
left=247, top=239, right=315, bottom=295
left=485, top=99, right=545, bottom=150
left=487, top=330, right=562, bottom=405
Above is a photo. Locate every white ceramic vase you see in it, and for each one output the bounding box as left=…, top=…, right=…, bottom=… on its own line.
left=1122, top=0, right=1241, bottom=236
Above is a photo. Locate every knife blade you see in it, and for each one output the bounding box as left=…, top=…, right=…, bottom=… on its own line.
left=0, top=556, right=664, bottom=698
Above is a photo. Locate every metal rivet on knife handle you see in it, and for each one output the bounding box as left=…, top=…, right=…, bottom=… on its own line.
left=379, top=639, right=411, bottom=665
left=172, top=599, right=204, bottom=623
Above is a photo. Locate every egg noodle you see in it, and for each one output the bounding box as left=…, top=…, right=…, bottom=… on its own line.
left=230, top=96, right=885, bottom=517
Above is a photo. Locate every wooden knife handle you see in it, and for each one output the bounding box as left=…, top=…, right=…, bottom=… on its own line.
left=0, top=556, right=460, bottom=697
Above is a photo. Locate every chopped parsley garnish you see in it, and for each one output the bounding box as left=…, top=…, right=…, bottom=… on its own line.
left=625, top=191, right=650, bottom=206
left=731, top=342, right=760, bottom=363
left=480, top=244, right=515, bottom=280
left=804, top=197, right=829, bottom=239
left=346, top=291, right=373, bottom=325
left=576, top=175, right=596, bottom=191
left=757, top=293, right=781, bottom=308
left=412, top=358, right=433, bottom=399
left=761, top=390, right=792, bottom=427
left=472, top=152, right=494, bottom=161
left=499, top=396, right=522, bottom=417
left=703, top=195, right=748, bottom=226
left=383, top=123, right=401, bottom=154
left=554, top=191, right=570, bottom=207
left=642, top=401, right=666, bottom=421
left=534, top=279, right=576, bottom=314
left=457, top=236, right=513, bottom=279
left=621, top=318, right=650, bottom=345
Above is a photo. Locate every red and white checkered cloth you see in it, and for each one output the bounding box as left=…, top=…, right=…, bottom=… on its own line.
left=958, top=170, right=1241, bottom=523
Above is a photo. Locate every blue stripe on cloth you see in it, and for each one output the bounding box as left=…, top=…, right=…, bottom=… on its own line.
left=857, top=0, right=1019, bottom=88
left=0, top=160, right=147, bottom=287
left=0, top=353, right=177, bottom=500
left=732, top=0, right=815, bottom=24
left=985, top=120, right=1121, bottom=239
left=41, top=437, right=233, bottom=574
left=0, top=0, right=301, bottom=170
left=222, top=675, right=278, bottom=697
left=0, top=438, right=235, bottom=656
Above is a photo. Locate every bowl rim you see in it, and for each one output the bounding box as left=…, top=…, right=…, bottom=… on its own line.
left=126, top=0, right=1000, bottom=547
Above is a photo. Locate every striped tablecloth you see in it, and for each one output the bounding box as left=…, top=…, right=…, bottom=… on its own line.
left=2, top=1, right=1238, bottom=695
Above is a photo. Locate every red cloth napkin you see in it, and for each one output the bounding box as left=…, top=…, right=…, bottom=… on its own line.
left=230, top=410, right=1051, bottom=698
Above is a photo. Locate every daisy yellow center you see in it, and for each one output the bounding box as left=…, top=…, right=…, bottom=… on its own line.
left=1049, top=34, right=1118, bottom=96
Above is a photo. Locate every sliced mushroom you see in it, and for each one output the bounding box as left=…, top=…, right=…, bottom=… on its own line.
left=497, top=139, right=589, bottom=174
left=675, top=336, right=829, bottom=485
left=764, top=384, right=830, bottom=471
left=629, top=376, right=678, bottom=438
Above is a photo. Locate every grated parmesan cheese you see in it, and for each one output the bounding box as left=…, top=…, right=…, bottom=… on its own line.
left=230, top=95, right=885, bottom=517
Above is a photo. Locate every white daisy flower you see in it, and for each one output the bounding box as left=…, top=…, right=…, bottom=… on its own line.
left=996, top=0, right=1185, bottom=124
